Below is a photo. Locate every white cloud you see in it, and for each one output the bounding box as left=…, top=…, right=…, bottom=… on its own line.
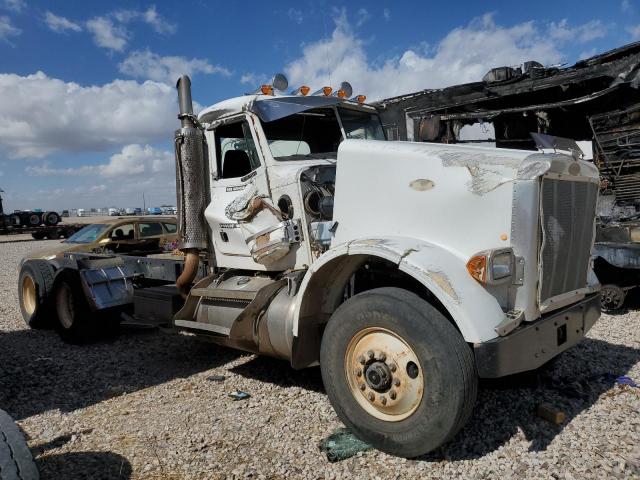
left=142, top=5, right=175, bottom=34
left=86, top=16, right=128, bottom=51
left=45, top=11, right=82, bottom=33
left=0, top=15, right=20, bottom=40
left=383, top=8, right=391, bottom=22
left=119, top=50, right=230, bottom=85
left=85, top=7, right=174, bottom=52
left=0, top=72, right=178, bottom=158
left=356, top=8, right=371, bottom=27
left=26, top=144, right=173, bottom=178
left=284, top=12, right=605, bottom=101
left=548, top=19, right=607, bottom=43
left=622, top=0, right=633, bottom=12
left=2, top=0, right=24, bottom=13
left=101, top=144, right=173, bottom=177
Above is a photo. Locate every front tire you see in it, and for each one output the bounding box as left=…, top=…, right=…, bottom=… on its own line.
left=320, top=287, right=477, bottom=457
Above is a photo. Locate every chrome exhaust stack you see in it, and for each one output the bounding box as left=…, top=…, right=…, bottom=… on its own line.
left=174, top=75, right=208, bottom=293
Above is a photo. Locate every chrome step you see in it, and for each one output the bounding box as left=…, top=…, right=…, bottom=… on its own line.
left=174, top=319, right=230, bottom=336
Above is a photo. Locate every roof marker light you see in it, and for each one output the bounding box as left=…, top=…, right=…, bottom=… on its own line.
left=260, top=84, right=274, bottom=95
left=332, top=81, right=353, bottom=99
left=291, top=85, right=310, bottom=96
left=355, top=95, right=366, bottom=104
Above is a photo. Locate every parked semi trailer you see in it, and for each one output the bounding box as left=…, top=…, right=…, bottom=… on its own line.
left=0, top=192, right=82, bottom=240
left=17, top=74, right=601, bottom=457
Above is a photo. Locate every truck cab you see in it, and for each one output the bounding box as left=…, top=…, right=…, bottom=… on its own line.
left=18, top=74, right=601, bottom=458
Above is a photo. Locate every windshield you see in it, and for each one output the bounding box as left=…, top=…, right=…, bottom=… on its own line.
left=338, top=107, right=386, bottom=141
left=65, top=224, right=109, bottom=244
left=261, top=106, right=385, bottom=161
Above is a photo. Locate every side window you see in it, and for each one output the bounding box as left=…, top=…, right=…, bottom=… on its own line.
left=215, top=120, right=261, bottom=179
left=138, top=222, right=163, bottom=238
left=162, top=222, right=177, bottom=233
left=109, top=224, right=134, bottom=240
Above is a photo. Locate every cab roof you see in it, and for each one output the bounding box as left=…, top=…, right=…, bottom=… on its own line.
left=198, top=94, right=376, bottom=125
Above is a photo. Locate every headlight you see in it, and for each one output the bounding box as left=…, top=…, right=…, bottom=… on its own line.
left=467, top=249, right=515, bottom=284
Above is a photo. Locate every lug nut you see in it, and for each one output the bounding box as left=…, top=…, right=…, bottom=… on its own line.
left=357, top=355, right=365, bottom=365
left=393, top=378, right=401, bottom=387
left=380, top=396, right=387, bottom=405
left=354, top=369, right=362, bottom=377
left=379, top=353, right=386, bottom=362
left=368, top=392, right=375, bottom=401
left=389, top=390, right=397, bottom=400
left=359, top=383, right=366, bottom=391
left=367, top=350, right=374, bottom=359
left=389, top=363, right=397, bottom=372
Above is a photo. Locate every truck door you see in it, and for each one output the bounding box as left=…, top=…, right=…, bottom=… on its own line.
left=206, top=116, right=271, bottom=259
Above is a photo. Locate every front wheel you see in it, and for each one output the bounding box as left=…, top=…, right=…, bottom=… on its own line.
left=320, top=287, right=477, bottom=458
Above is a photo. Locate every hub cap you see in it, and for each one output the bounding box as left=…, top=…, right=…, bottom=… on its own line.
left=345, top=327, right=424, bottom=422
left=21, top=275, right=36, bottom=315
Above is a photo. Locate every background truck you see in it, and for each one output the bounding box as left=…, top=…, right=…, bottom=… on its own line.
left=18, top=74, right=601, bottom=457
left=0, top=191, right=82, bottom=240
left=374, top=41, right=640, bottom=311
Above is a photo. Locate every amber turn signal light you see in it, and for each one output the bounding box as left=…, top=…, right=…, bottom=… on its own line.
left=466, top=254, right=487, bottom=283
left=260, top=85, right=274, bottom=95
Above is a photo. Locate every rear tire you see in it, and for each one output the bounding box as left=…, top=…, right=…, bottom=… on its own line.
left=320, top=287, right=477, bottom=458
left=0, top=409, right=39, bottom=480
left=53, top=273, right=95, bottom=344
left=18, top=260, right=55, bottom=329
left=27, top=213, right=41, bottom=227
left=42, top=211, right=60, bottom=226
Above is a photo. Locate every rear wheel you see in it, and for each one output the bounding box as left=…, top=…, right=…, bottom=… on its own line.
left=42, top=211, right=60, bottom=226
left=54, top=274, right=94, bottom=344
left=18, top=260, right=55, bottom=329
left=27, top=213, right=41, bottom=227
left=320, top=287, right=477, bottom=458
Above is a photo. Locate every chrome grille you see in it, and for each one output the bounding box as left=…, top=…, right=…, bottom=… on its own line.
left=539, top=178, right=598, bottom=306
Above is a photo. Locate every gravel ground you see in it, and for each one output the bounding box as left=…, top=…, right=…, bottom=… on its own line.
left=0, top=238, right=638, bottom=479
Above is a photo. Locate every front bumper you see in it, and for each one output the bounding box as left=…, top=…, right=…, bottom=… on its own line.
left=474, top=293, right=600, bottom=378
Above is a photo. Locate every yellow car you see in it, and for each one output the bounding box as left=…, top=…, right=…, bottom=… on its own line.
left=25, top=216, right=178, bottom=260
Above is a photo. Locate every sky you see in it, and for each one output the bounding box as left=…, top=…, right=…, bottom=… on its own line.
left=0, top=0, right=638, bottom=211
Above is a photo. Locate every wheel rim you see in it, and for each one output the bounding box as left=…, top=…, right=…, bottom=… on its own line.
left=21, top=275, right=37, bottom=315
left=56, top=283, right=75, bottom=329
left=344, top=327, right=424, bottom=422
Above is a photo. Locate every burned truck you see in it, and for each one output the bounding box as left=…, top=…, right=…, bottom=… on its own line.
left=18, top=74, right=600, bottom=457
left=376, top=41, right=640, bottom=311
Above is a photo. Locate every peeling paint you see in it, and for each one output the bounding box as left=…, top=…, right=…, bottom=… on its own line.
left=517, top=158, right=551, bottom=180
left=437, top=150, right=522, bottom=169
left=425, top=269, right=460, bottom=303
left=409, top=179, right=436, bottom=191
left=224, top=185, right=258, bottom=220
left=465, top=165, right=512, bottom=195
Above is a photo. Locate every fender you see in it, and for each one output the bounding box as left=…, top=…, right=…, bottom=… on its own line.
left=293, top=236, right=508, bottom=344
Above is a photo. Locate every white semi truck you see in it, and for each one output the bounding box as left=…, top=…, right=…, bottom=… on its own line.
left=18, top=74, right=601, bottom=457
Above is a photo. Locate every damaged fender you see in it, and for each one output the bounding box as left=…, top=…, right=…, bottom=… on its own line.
left=292, top=236, right=508, bottom=344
